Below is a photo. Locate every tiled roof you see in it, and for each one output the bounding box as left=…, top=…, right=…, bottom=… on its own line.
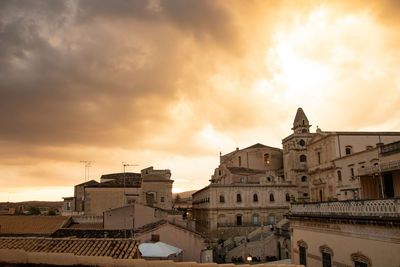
left=0, top=216, right=69, bottom=235
left=0, top=237, right=139, bottom=259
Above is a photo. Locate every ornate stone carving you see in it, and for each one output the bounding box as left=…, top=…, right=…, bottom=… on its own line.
left=319, top=244, right=334, bottom=256
left=296, top=239, right=308, bottom=249
left=351, top=251, right=372, bottom=266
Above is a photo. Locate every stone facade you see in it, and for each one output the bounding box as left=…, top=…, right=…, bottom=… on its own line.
left=192, top=144, right=297, bottom=239
left=288, top=199, right=400, bottom=267
left=62, top=166, right=173, bottom=216
left=307, top=133, right=400, bottom=201
left=282, top=108, right=314, bottom=201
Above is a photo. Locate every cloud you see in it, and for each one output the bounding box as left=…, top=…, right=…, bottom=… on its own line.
left=1, top=0, right=400, bottom=200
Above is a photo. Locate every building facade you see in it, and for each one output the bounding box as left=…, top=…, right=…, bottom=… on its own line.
left=282, top=108, right=315, bottom=201
left=62, top=166, right=173, bottom=216
left=307, top=132, right=400, bottom=201
left=288, top=198, right=400, bottom=267
left=192, top=144, right=297, bottom=239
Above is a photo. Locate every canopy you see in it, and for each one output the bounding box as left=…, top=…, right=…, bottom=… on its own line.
left=139, top=241, right=182, bottom=258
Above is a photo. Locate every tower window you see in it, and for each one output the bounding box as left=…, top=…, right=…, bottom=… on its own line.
left=238, top=156, right=242, bottom=167
left=300, top=154, right=307, bottom=162
left=345, top=146, right=352, bottom=155
left=299, top=139, right=305, bottom=146
left=301, top=176, right=307, bottom=182
left=302, top=129, right=308, bottom=133
left=218, top=169, right=221, bottom=176
left=264, top=153, right=270, bottom=165
left=269, top=193, right=275, bottom=202
left=253, top=194, right=258, bottom=202
left=236, top=194, right=242, bottom=203
left=318, top=152, right=321, bottom=164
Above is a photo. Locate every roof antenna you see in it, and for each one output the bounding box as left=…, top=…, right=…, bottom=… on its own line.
left=80, top=161, right=94, bottom=182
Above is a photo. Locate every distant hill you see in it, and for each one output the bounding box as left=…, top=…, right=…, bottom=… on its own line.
left=0, top=201, right=63, bottom=209
left=172, top=190, right=197, bottom=199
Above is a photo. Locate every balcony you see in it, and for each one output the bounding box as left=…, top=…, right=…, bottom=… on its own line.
left=358, top=160, right=400, bottom=176
left=379, top=141, right=400, bottom=155
left=289, top=198, right=400, bottom=219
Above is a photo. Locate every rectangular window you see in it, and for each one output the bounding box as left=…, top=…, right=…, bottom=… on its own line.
left=322, top=253, right=331, bottom=267
left=236, top=215, right=242, bottom=226
left=160, top=197, right=165, bottom=202
left=253, top=216, right=258, bottom=225
left=355, top=262, right=368, bottom=267
left=299, top=246, right=307, bottom=266
left=318, top=152, right=321, bottom=164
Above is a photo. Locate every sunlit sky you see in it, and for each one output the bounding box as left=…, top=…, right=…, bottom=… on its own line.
left=1, top=0, right=400, bottom=202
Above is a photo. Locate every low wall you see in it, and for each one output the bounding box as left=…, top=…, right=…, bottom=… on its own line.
left=72, top=215, right=103, bottom=224
left=0, top=249, right=304, bottom=267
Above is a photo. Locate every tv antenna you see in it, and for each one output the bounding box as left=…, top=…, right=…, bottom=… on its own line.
left=80, top=161, right=94, bottom=182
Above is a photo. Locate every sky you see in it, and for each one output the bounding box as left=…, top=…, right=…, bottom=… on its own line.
left=1, top=0, right=400, bottom=202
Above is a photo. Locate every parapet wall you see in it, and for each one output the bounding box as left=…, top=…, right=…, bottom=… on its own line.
left=0, top=249, right=304, bottom=267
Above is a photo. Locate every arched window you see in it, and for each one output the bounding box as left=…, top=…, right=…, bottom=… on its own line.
left=300, top=154, right=307, bottom=162
left=299, top=139, right=305, bottom=146
left=301, top=176, right=307, bottom=182
left=302, top=129, right=308, bottom=133
left=236, top=194, right=242, bottom=203
left=350, top=168, right=354, bottom=177
left=218, top=169, right=221, bottom=176
left=219, top=195, right=225, bottom=203
left=269, top=193, right=275, bottom=202
left=345, top=146, right=352, bottom=155
left=238, top=156, right=242, bottom=167
left=253, top=194, right=258, bottom=202
left=285, top=193, right=290, bottom=202
left=267, top=177, right=272, bottom=182
left=264, top=153, right=270, bottom=165
left=317, top=152, right=321, bottom=164
left=337, top=170, right=342, bottom=181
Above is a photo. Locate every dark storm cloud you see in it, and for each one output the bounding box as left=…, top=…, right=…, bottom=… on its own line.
left=0, top=0, right=239, bottom=150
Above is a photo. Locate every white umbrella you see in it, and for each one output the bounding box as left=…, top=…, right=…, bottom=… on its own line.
left=139, top=242, right=182, bottom=258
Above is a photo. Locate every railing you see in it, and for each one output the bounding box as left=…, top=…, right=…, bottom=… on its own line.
left=380, top=141, right=400, bottom=155
left=217, top=222, right=261, bottom=228
left=358, top=160, right=400, bottom=176
left=289, top=198, right=400, bottom=218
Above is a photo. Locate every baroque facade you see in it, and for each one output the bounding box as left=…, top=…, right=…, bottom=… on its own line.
left=192, top=143, right=297, bottom=239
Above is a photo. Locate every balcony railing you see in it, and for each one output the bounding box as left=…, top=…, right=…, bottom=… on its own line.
left=358, top=160, right=400, bottom=176
left=379, top=141, right=400, bottom=155
left=289, top=198, right=400, bottom=218
left=217, top=222, right=263, bottom=228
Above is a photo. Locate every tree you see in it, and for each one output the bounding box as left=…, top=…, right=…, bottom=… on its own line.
left=28, top=207, right=40, bottom=215
left=47, top=209, right=56, bottom=216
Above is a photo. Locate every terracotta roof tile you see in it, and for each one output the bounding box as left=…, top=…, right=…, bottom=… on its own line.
left=0, top=237, right=139, bottom=259
left=0, top=216, right=69, bottom=234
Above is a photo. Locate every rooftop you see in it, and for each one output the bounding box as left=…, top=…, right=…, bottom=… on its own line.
left=0, top=237, right=139, bottom=259
left=0, top=216, right=69, bottom=235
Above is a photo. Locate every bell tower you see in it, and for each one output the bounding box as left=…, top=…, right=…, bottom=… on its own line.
left=292, top=107, right=311, bottom=134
